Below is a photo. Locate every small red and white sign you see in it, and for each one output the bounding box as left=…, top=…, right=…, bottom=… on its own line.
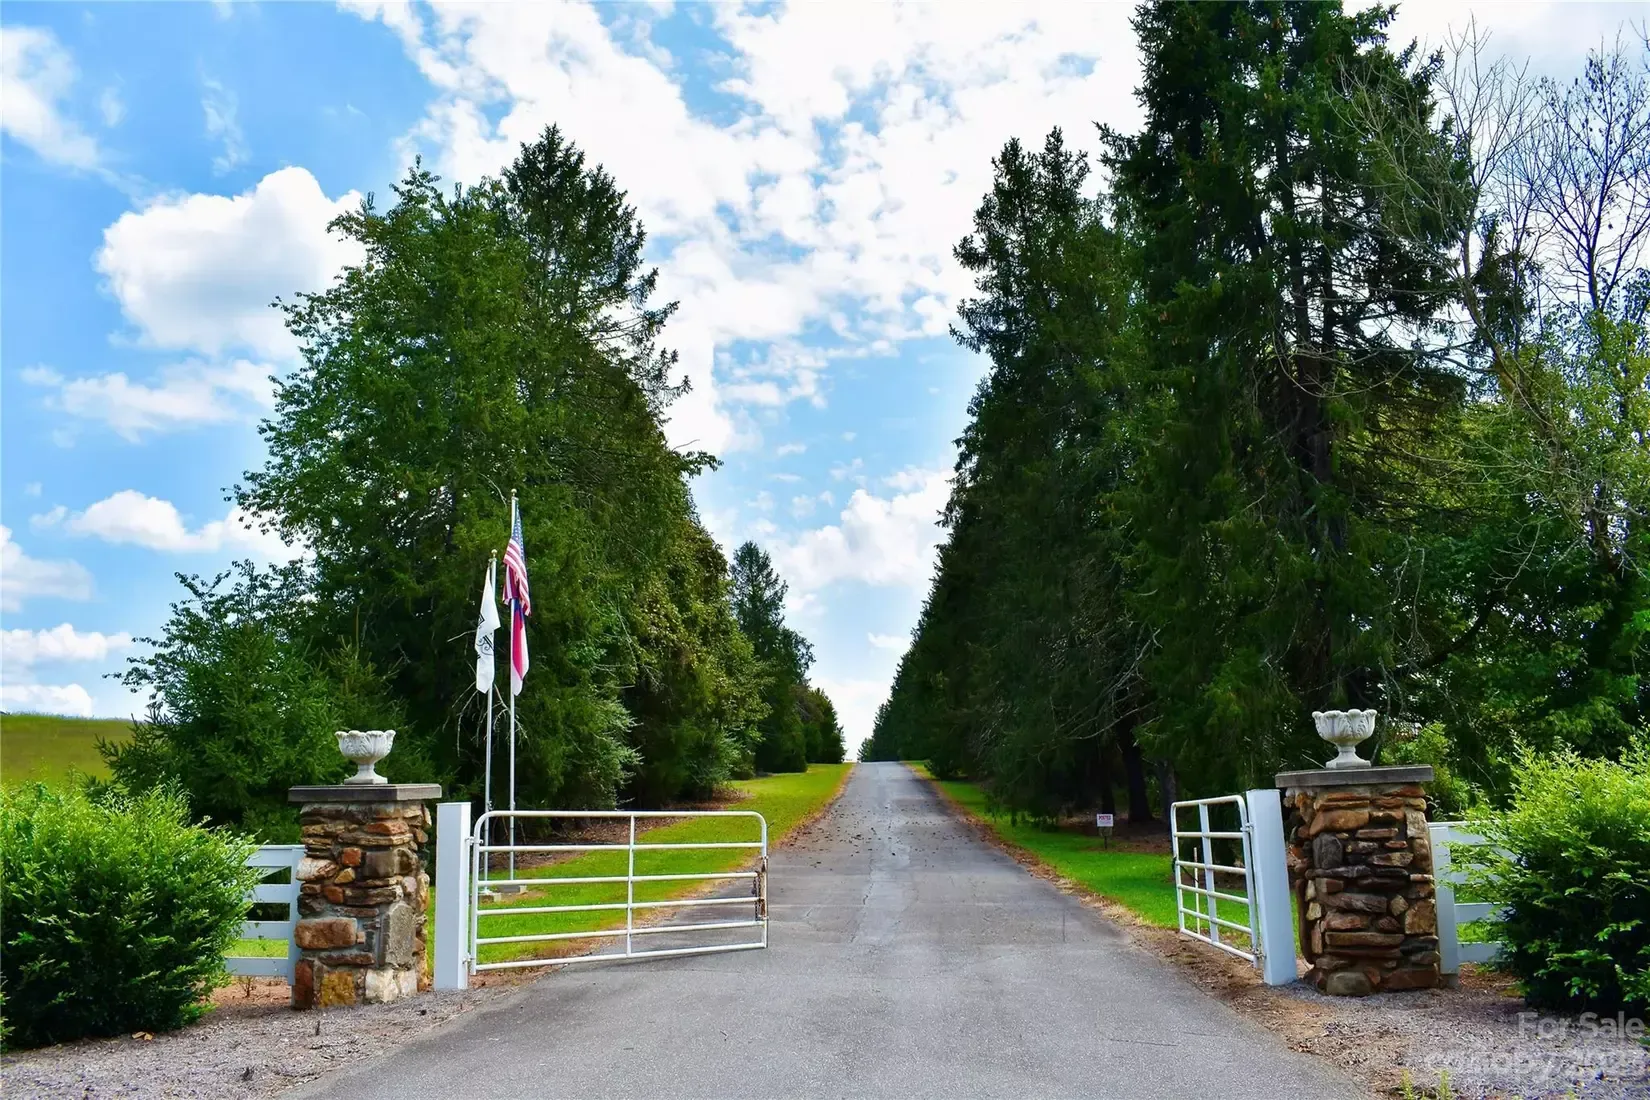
left=1095, top=813, right=1114, bottom=829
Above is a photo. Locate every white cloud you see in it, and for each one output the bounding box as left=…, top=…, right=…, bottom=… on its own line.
left=24, top=359, right=275, bottom=441
left=775, top=442, right=806, bottom=457
left=775, top=466, right=949, bottom=593
left=2, top=624, right=133, bottom=668
left=202, top=77, right=249, bottom=174
left=0, top=25, right=100, bottom=169
left=345, top=1, right=1143, bottom=452
left=98, top=86, right=124, bottom=128
left=867, top=632, right=906, bottom=651
left=23, top=483, right=42, bottom=498
left=95, top=166, right=363, bottom=360
left=0, top=682, right=95, bottom=718
left=812, top=675, right=888, bottom=754
left=43, top=491, right=300, bottom=561
left=790, top=494, right=815, bottom=518
left=0, top=526, right=93, bottom=612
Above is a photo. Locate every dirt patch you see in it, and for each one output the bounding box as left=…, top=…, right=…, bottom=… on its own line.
left=922, top=769, right=1650, bottom=1100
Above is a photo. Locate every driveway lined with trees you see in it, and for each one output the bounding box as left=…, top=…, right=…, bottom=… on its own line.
left=294, top=763, right=1357, bottom=1100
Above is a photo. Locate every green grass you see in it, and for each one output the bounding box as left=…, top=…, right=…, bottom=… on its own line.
left=473, top=763, right=853, bottom=965
left=914, top=764, right=1192, bottom=932
left=0, top=713, right=131, bottom=785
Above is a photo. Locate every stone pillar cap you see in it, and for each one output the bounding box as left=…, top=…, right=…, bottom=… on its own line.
left=1274, top=765, right=1433, bottom=789
left=289, top=783, right=442, bottom=803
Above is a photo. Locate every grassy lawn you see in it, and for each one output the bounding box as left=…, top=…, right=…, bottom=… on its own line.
left=0, top=713, right=131, bottom=785
left=473, top=763, right=853, bottom=965
left=912, top=763, right=1193, bottom=932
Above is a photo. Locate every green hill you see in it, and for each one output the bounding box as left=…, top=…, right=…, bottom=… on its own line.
left=1, top=713, right=132, bottom=786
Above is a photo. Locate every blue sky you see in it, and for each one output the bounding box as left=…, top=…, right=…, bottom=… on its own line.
left=0, top=1, right=1635, bottom=750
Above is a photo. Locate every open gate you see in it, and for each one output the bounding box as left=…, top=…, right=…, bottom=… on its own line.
left=433, top=804, right=767, bottom=987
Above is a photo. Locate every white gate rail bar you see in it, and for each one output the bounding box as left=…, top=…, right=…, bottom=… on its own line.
left=1171, top=795, right=1260, bottom=962
left=465, top=808, right=769, bottom=975
left=1170, top=789, right=1296, bottom=986
left=226, top=844, right=302, bottom=983
left=1429, top=821, right=1508, bottom=974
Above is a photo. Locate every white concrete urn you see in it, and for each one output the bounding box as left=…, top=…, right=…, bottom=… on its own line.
left=1313, top=709, right=1378, bottom=769
left=336, top=729, right=396, bottom=784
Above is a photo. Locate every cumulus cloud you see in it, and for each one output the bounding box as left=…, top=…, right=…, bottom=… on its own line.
left=867, top=633, right=906, bottom=651
left=23, top=359, right=275, bottom=441
left=0, top=25, right=101, bottom=170
left=40, top=491, right=300, bottom=561
left=0, top=682, right=95, bottom=718
left=95, top=166, right=363, bottom=360
left=344, top=1, right=1142, bottom=452
left=0, top=526, right=93, bottom=612
left=2, top=623, right=133, bottom=668
left=774, top=467, right=949, bottom=593
left=775, top=443, right=806, bottom=457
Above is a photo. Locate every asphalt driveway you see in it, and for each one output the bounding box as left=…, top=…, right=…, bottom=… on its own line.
left=290, top=761, right=1358, bottom=1099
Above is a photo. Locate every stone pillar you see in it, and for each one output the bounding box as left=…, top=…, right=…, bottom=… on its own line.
left=287, top=783, right=441, bottom=1009
left=1275, top=765, right=1439, bottom=996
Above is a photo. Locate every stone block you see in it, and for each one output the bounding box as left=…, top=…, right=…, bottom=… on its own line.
left=381, top=902, right=418, bottom=968
left=1322, top=891, right=1390, bottom=914
left=339, top=847, right=363, bottom=867
left=296, top=858, right=338, bottom=882
left=1324, top=911, right=1368, bottom=931
left=1381, top=967, right=1439, bottom=991
left=335, top=868, right=356, bottom=884
left=295, top=918, right=360, bottom=950
left=364, top=967, right=418, bottom=1004
left=1403, top=899, right=1437, bottom=935
left=1323, top=970, right=1372, bottom=996
left=1325, top=931, right=1405, bottom=948
left=343, top=885, right=401, bottom=906
left=318, top=968, right=359, bottom=1007
left=1373, top=916, right=1401, bottom=933
left=1371, top=852, right=1414, bottom=867
left=1355, top=828, right=1398, bottom=840
left=292, top=959, right=315, bottom=1009
left=1308, top=808, right=1370, bottom=836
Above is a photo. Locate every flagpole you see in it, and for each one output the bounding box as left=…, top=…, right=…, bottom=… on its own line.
left=508, top=491, right=518, bottom=881
left=484, top=550, right=497, bottom=875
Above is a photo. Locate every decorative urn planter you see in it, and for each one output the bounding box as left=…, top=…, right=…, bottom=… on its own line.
left=335, top=729, right=396, bottom=784
left=1312, top=709, right=1378, bottom=769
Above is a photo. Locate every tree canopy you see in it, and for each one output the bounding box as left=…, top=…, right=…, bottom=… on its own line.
left=112, top=127, right=840, bottom=832
left=863, top=3, right=1649, bottom=820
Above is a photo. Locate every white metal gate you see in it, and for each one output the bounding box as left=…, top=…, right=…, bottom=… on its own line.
left=1170, top=790, right=1297, bottom=985
left=432, top=804, right=767, bottom=986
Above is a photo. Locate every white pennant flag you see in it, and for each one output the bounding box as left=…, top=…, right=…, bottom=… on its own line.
left=475, top=557, right=500, bottom=694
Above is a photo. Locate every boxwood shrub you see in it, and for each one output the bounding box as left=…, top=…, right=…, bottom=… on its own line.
left=1466, top=741, right=1650, bottom=1016
left=0, top=783, right=258, bottom=1048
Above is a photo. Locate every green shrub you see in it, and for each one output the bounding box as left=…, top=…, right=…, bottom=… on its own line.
left=0, top=783, right=258, bottom=1048
left=1465, top=741, right=1650, bottom=1016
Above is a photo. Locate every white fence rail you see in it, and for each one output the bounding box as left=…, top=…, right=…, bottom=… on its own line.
left=433, top=805, right=768, bottom=989
left=1170, top=789, right=1296, bottom=985
left=225, top=844, right=302, bottom=983
left=1429, top=821, right=1507, bottom=974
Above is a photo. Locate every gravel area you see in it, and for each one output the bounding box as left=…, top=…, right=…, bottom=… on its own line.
left=0, top=979, right=511, bottom=1099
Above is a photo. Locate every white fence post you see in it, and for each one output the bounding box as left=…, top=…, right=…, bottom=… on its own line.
left=1245, top=788, right=1298, bottom=986
left=434, top=801, right=471, bottom=990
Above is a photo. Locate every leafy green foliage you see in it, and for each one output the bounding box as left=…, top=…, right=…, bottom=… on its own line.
left=1466, top=742, right=1650, bottom=1016
left=728, top=541, right=817, bottom=773
left=867, top=3, right=1648, bottom=823
left=0, top=784, right=258, bottom=1048
left=122, top=127, right=837, bottom=817
left=110, top=564, right=405, bottom=840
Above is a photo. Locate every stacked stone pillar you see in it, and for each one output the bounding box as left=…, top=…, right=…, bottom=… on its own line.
left=287, top=783, right=441, bottom=1009
left=1276, top=765, right=1440, bottom=996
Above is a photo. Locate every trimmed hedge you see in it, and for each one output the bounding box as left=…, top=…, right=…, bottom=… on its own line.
left=1467, top=742, right=1650, bottom=1016
left=0, top=783, right=258, bottom=1048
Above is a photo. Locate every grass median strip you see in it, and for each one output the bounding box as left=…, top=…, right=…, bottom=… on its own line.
left=912, top=763, right=1189, bottom=931
left=475, top=763, right=852, bottom=965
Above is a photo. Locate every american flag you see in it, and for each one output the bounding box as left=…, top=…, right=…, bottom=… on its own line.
left=502, top=497, right=530, bottom=695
